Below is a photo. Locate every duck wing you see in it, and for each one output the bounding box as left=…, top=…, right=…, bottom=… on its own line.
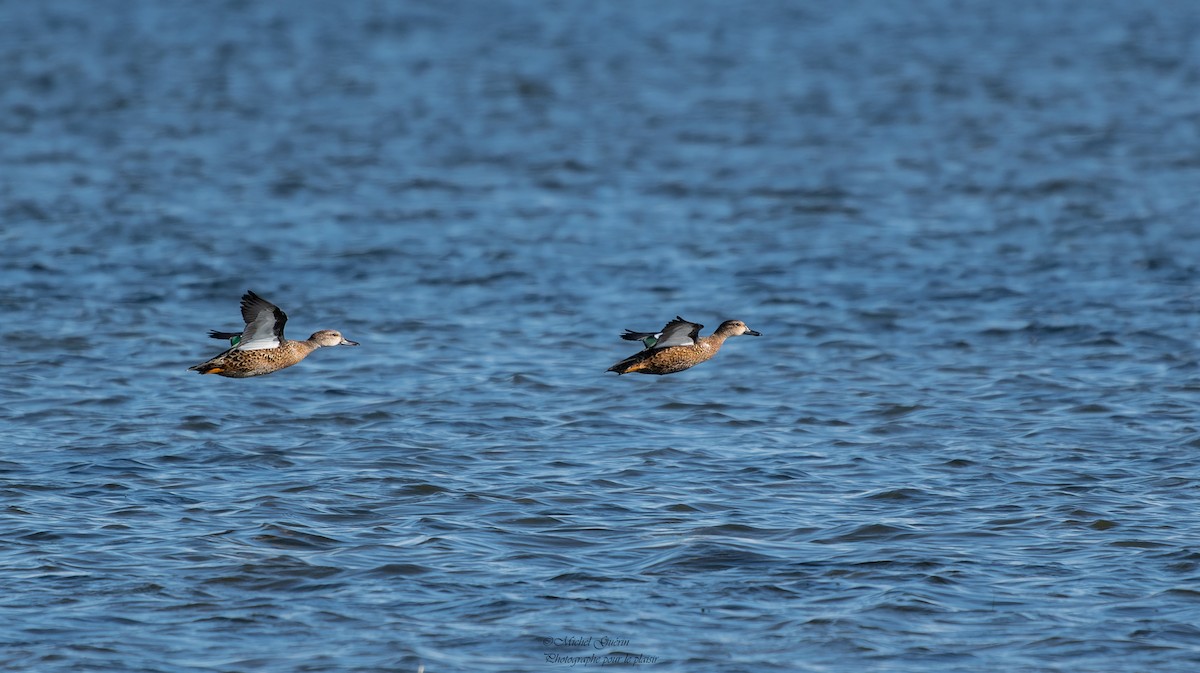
left=620, top=329, right=662, bottom=349
left=234, top=290, right=288, bottom=351
left=648, top=316, right=702, bottom=349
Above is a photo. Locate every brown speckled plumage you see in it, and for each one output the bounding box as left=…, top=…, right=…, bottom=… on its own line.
left=191, top=339, right=322, bottom=378
left=190, top=291, right=358, bottom=378
left=608, top=318, right=760, bottom=375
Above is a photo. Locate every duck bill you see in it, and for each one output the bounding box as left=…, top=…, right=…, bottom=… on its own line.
left=745, top=329, right=761, bottom=336
left=341, top=338, right=360, bottom=346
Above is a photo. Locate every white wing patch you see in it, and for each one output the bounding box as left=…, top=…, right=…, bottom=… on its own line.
left=655, top=336, right=695, bottom=349
left=236, top=336, right=281, bottom=351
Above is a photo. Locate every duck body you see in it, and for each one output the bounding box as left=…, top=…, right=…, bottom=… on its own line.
left=190, top=337, right=328, bottom=378
left=607, top=317, right=760, bottom=375
left=189, top=291, right=358, bottom=378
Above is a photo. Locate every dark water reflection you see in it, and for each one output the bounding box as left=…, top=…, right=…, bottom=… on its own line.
left=4, top=1, right=1200, bottom=671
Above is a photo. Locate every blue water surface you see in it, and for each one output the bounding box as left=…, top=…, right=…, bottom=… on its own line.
left=3, top=1, right=1200, bottom=671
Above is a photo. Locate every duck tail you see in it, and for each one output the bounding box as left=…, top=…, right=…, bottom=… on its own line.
left=607, top=354, right=645, bottom=375
left=188, top=360, right=223, bottom=375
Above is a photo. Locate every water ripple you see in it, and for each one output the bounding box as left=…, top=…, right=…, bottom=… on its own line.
left=4, top=1, right=1200, bottom=672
